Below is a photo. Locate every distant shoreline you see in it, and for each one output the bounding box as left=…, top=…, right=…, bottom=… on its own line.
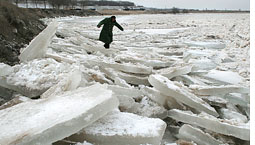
left=97, top=9, right=249, bottom=15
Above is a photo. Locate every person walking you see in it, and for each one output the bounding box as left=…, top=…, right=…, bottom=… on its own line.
left=97, top=16, right=124, bottom=49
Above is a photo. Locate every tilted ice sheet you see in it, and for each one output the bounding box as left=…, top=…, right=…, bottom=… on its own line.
left=69, top=110, right=167, bottom=145
left=85, top=110, right=166, bottom=137
left=148, top=74, right=218, bottom=117
left=202, top=70, right=246, bottom=85
left=0, top=63, right=13, bottom=77
left=6, top=58, right=77, bottom=91
left=0, top=84, right=119, bottom=145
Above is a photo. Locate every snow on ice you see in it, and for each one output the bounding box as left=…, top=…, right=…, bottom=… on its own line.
left=0, top=13, right=250, bottom=145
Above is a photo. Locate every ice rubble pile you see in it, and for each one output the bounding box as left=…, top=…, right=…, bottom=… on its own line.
left=0, top=14, right=250, bottom=145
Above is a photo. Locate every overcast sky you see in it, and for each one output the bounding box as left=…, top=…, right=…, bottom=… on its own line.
left=117, top=0, right=250, bottom=10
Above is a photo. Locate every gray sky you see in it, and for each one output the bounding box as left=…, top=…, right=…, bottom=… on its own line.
left=118, top=0, right=250, bottom=10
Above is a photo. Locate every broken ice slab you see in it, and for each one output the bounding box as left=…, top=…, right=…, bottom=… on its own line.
left=67, top=110, right=166, bottom=145
left=184, top=41, right=226, bottom=49
left=0, top=63, right=13, bottom=77
left=50, top=43, right=84, bottom=54
left=201, top=96, right=227, bottom=108
left=0, top=84, right=119, bottom=145
left=75, top=141, right=94, bottom=145
left=148, top=75, right=218, bottom=117
left=223, top=93, right=249, bottom=107
left=41, top=69, right=82, bottom=98
left=201, top=70, right=246, bottom=85
left=81, top=44, right=119, bottom=56
left=219, top=108, right=248, bottom=123
left=19, top=21, right=58, bottom=62
left=84, top=68, right=114, bottom=84
left=0, top=95, right=31, bottom=110
left=88, top=59, right=153, bottom=75
left=56, top=28, right=77, bottom=38
left=115, top=54, right=172, bottom=68
left=191, top=85, right=249, bottom=96
left=176, top=140, right=197, bottom=145
left=157, top=65, right=193, bottom=80
left=4, top=58, right=77, bottom=98
left=183, top=50, right=215, bottom=58
left=0, top=87, right=14, bottom=106
left=168, top=109, right=250, bottom=141
left=101, top=67, right=150, bottom=86
left=46, top=53, right=76, bottom=64
left=172, top=75, right=207, bottom=86
left=75, top=30, right=98, bottom=40
left=141, top=86, right=168, bottom=107
left=116, top=94, right=137, bottom=112
left=114, top=77, right=132, bottom=88
left=53, top=139, right=93, bottom=145
left=0, top=77, right=46, bottom=98
left=177, top=124, right=223, bottom=145
left=117, top=71, right=150, bottom=86
left=107, top=85, right=143, bottom=99
left=128, top=96, right=168, bottom=119
left=189, top=59, right=217, bottom=71
left=141, top=86, right=182, bottom=109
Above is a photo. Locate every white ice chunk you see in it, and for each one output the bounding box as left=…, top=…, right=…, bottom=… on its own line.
left=75, top=141, right=94, bottom=145
left=46, top=53, right=76, bottom=64
left=148, top=75, right=218, bottom=117
left=0, top=77, right=45, bottom=98
left=141, top=86, right=182, bottom=109
left=184, top=41, right=226, bottom=49
left=19, top=21, right=58, bottom=62
left=168, top=109, right=250, bottom=141
left=115, top=54, right=172, bottom=68
left=201, top=96, right=228, bottom=108
left=0, top=63, right=13, bottom=77
left=184, top=50, right=215, bottom=58
left=0, top=95, right=31, bottom=110
left=88, top=59, right=152, bottom=75
left=116, top=95, right=137, bottom=112
left=0, top=84, right=119, bottom=145
left=177, top=124, right=223, bottom=145
left=81, top=44, right=119, bottom=56
left=129, top=96, right=168, bottom=119
left=114, top=77, right=132, bottom=88
left=191, top=85, right=249, bottom=96
left=141, top=86, right=168, bottom=107
left=223, top=93, right=249, bottom=106
left=190, top=59, right=217, bottom=71
left=173, top=75, right=207, bottom=86
left=219, top=108, right=248, bottom=123
left=50, top=43, right=84, bottom=54
left=107, top=85, right=143, bottom=99
left=117, top=71, right=150, bottom=86
left=69, top=110, right=166, bottom=145
left=158, top=65, right=193, bottom=80
left=4, top=58, right=76, bottom=97
left=41, top=69, right=82, bottom=98
left=202, top=70, right=246, bottom=85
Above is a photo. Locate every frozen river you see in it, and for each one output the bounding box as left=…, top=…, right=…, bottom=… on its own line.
left=0, top=13, right=250, bottom=145
left=55, top=13, right=250, bottom=81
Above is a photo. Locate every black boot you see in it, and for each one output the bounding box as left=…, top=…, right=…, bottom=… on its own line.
left=104, top=43, right=110, bottom=49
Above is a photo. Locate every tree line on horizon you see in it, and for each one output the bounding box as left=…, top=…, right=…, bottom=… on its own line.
left=7, top=0, right=135, bottom=9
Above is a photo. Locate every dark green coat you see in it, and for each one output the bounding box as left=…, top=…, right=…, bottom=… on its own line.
left=97, top=17, right=123, bottom=44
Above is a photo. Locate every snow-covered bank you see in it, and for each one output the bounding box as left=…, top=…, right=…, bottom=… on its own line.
left=0, top=13, right=250, bottom=145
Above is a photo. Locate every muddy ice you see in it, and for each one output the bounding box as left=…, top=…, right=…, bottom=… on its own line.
left=0, top=13, right=250, bottom=145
